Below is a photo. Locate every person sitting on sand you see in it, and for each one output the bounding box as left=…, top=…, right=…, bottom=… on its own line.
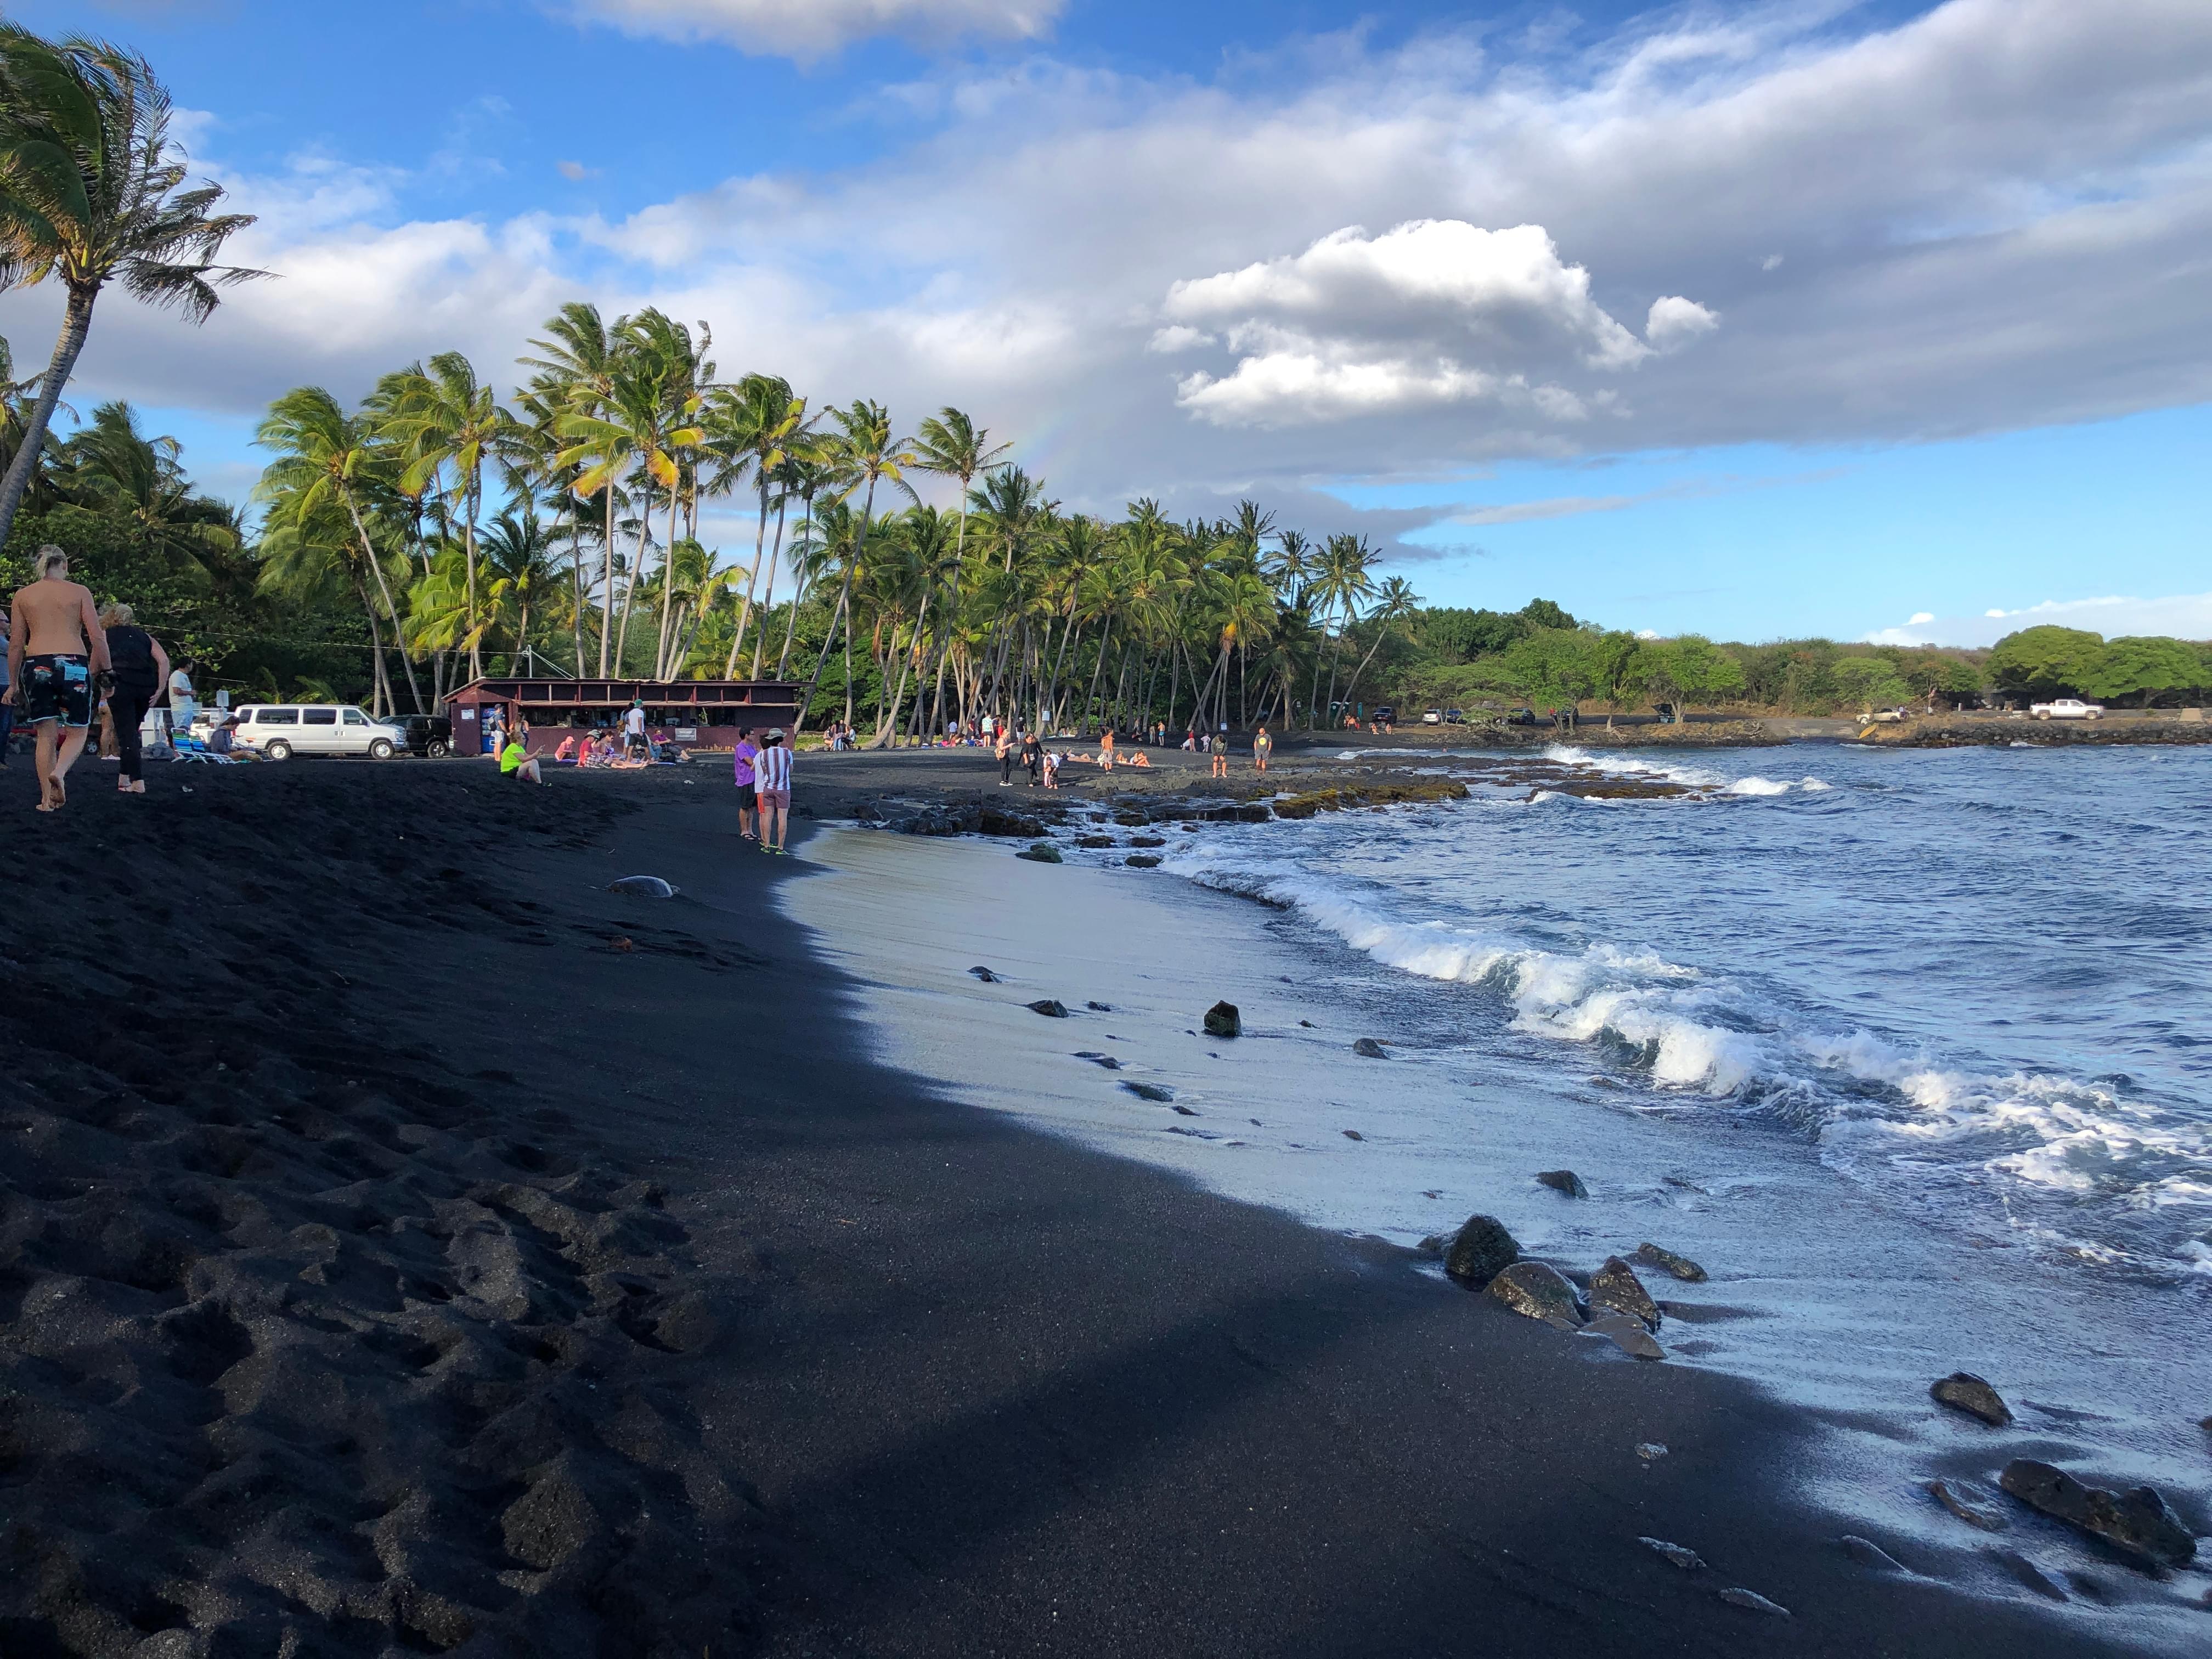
left=7, top=546, right=110, bottom=811
left=1125, top=749, right=1150, bottom=768
left=554, top=733, right=577, bottom=763
left=1253, top=724, right=1272, bottom=774
left=500, top=736, right=546, bottom=785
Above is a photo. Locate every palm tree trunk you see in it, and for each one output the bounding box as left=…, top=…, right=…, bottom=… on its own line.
left=597, top=487, right=616, bottom=676
left=654, top=481, right=681, bottom=679
left=568, top=506, right=586, bottom=678
left=462, top=479, right=482, bottom=682
left=751, top=491, right=791, bottom=680
left=795, top=476, right=880, bottom=735
left=776, top=486, right=818, bottom=680
left=337, top=489, right=427, bottom=713
left=725, top=478, right=772, bottom=678
left=0, top=287, right=94, bottom=551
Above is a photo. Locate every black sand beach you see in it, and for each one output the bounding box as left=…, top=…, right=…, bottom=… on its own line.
left=0, top=758, right=2165, bottom=1656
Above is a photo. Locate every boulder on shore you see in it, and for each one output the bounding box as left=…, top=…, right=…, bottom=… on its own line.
left=1588, top=1257, right=1661, bottom=1330
left=1026, top=1000, right=1070, bottom=1018
left=1634, top=1242, right=1708, bottom=1282
left=1125, top=855, right=1163, bottom=868
left=1121, top=1081, right=1175, bottom=1102
left=969, top=965, right=1002, bottom=983
left=1582, top=1310, right=1665, bottom=1359
left=1443, top=1215, right=1520, bottom=1289
left=1485, top=1261, right=1584, bottom=1329
left=1352, top=1037, right=1388, bottom=1058
left=1203, top=1001, right=1242, bottom=1038
left=1016, top=842, right=1063, bottom=864
left=1076, top=834, right=1115, bottom=848
left=1930, top=1372, right=2012, bottom=1426
left=1997, top=1460, right=2197, bottom=1568
left=1928, top=1479, right=2008, bottom=1533
left=1535, top=1169, right=1588, bottom=1198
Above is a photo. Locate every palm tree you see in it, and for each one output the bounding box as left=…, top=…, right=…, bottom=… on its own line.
left=706, top=372, right=809, bottom=679
left=1340, top=575, right=1423, bottom=708
left=379, top=352, right=518, bottom=682
left=520, top=301, right=627, bottom=670
left=0, top=27, right=261, bottom=550
left=254, top=386, right=424, bottom=710
left=909, top=407, right=1009, bottom=729
left=793, top=400, right=916, bottom=733
left=1310, top=533, right=1375, bottom=725
left=479, top=506, right=561, bottom=673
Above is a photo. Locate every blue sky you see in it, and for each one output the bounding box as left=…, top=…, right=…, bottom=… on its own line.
left=8, top=0, right=2210, bottom=645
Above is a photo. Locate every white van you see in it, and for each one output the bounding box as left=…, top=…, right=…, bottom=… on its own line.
left=233, top=704, right=407, bottom=761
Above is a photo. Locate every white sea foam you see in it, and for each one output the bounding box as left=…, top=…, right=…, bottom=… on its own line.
left=1161, top=843, right=2211, bottom=1264
left=1541, top=744, right=1830, bottom=797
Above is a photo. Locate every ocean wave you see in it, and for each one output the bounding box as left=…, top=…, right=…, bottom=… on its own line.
left=1542, top=744, right=1831, bottom=797
left=1162, top=847, right=2210, bottom=1265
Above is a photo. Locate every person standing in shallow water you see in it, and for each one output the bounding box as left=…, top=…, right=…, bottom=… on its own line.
left=7, top=548, right=110, bottom=811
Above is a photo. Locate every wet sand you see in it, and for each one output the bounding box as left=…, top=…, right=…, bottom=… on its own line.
left=0, top=757, right=2171, bottom=1655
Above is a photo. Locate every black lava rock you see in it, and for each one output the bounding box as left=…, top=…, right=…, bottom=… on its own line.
left=1351, top=1037, right=1387, bottom=1058
left=1026, top=1000, right=1070, bottom=1018
left=1930, top=1372, right=2012, bottom=1426
left=1203, top=1001, right=1241, bottom=1038
left=1443, top=1214, right=1521, bottom=1290
left=1122, top=1082, right=1175, bottom=1102
left=1535, top=1169, right=1589, bottom=1198
left=1998, top=1460, right=2197, bottom=1568
left=1588, top=1256, right=1660, bottom=1330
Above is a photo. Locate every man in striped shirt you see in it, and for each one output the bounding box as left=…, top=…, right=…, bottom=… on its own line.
left=755, top=727, right=793, bottom=855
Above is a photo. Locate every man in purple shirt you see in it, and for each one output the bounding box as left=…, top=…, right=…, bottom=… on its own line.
left=731, top=727, right=760, bottom=843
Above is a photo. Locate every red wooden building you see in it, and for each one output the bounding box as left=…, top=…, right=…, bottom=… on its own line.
left=445, top=678, right=802, bottom=755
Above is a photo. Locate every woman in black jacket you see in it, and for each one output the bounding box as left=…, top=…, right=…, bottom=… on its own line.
left=99, top=602, right=170, bottom=794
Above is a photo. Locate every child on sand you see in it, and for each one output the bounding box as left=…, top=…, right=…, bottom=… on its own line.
left=1042, top=746, right=1062, bottom=789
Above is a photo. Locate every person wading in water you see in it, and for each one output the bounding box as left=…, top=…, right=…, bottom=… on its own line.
left=7, top=548, right=111, bottom=812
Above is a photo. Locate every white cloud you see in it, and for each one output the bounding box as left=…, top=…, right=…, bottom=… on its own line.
left=559, top=0, right=1063, bottom=60
left=1159, top=220, right=1699, bottom=426
left=1645, top=295, right=1719, bottom=352
left=1866, top=591, right=2212, bottom=647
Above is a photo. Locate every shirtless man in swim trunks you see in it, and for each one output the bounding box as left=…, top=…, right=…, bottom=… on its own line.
left=7, top=547, right=110, bottom=812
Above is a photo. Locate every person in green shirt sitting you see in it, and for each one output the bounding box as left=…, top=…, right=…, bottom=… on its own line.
left=499, top=736, right=545, bottom=785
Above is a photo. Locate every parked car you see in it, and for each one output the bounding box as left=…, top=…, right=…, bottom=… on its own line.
left=1653, top=702, right=1680, bottom=725
left=1421, top=707, right=1443, bottom=725
left=2030, top=698, right=2104, bottom=720
left=1869, top=707, right=1911, bottom=723
left=1444, top=708, right=1465, bottom=724
left=396, top=713, right=454, bottom=758
left=1505, top=707, right=1538, bottom=726
left=232, top=703, right=407, bottom=760
left=1372, top=706, right=1397, bottom=725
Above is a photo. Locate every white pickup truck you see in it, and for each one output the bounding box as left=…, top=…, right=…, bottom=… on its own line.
left=2030, top=698, right=2103, bottom=720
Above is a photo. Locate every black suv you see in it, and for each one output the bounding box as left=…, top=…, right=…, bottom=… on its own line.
left=397, top=714, right=454, bottom=758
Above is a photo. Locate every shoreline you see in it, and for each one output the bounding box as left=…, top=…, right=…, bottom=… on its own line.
left=1, top=761, right=2195, bottom=1654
